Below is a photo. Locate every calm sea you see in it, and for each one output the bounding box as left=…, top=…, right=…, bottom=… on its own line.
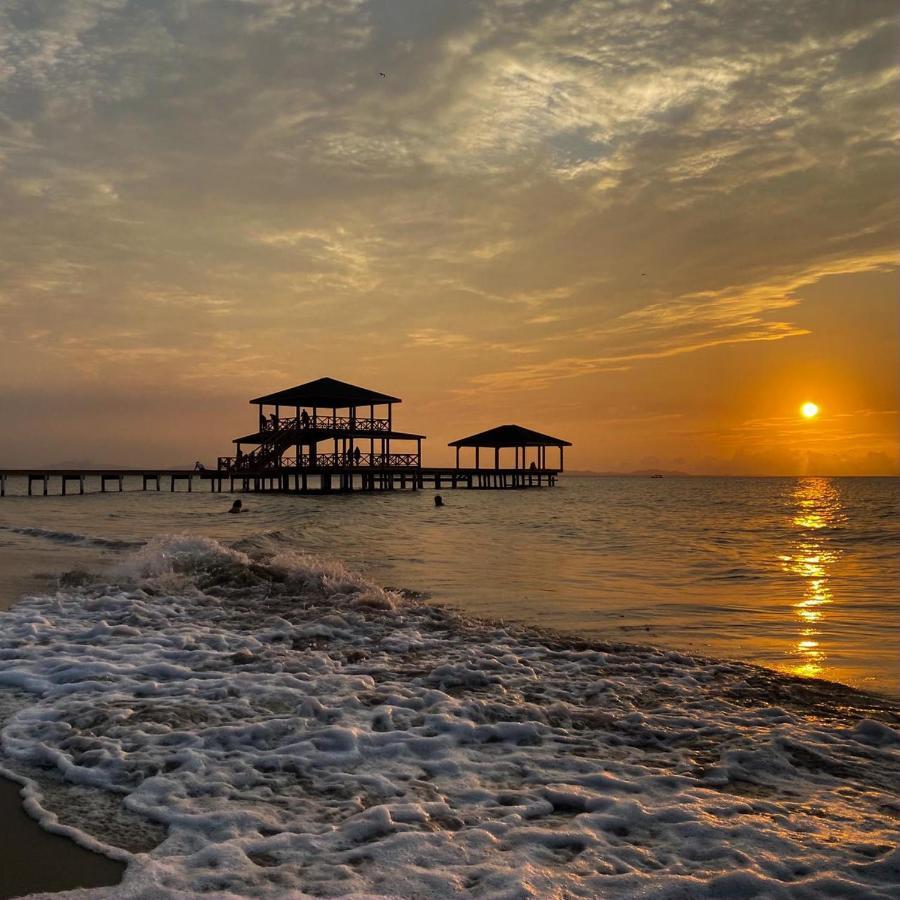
left=0, top=475, right=897, bottom=695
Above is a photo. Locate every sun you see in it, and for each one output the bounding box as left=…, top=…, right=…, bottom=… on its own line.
left=801, top=402, right=819, bottom=418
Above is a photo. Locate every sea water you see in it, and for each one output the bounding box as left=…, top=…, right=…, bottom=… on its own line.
left=0, top=475, right=898, bottom=898
left=1, top=475, right=897, bottom=693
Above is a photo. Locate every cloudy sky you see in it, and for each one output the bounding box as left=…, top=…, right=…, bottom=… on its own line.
left=0, top=0, right=896, bottom=472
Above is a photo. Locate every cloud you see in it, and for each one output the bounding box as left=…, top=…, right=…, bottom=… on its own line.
left=0, top=0, right=896, bottom=468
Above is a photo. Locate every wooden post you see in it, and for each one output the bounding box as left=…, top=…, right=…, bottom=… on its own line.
left=494, top=447, right=499, bottom=470
left=0, top=474, right=5, bottom=497
left=455, top=446, right=459, bottom=469
left=43, top=475, right=48, bottom=495
left=475, top=447, right=480, bottom=469
left=560, top=446, right=564, bottom=471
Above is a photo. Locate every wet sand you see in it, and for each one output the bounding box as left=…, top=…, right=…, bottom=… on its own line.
left=0, top=777, right=124, bottom=899
left=1, top=564, right=127, bottom=899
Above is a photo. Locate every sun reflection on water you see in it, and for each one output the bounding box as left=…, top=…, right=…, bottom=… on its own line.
left=780, top=477, right=843, bottom=680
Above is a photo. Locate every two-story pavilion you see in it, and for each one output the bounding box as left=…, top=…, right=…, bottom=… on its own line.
left=218, top=377, right=425, bottom=475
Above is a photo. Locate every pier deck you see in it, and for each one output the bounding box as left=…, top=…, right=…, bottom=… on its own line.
left=0, top=467, right=559, bottom=497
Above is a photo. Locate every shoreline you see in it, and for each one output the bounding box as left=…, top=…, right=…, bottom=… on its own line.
left=0, top=776, right=125, bottom=900
left=0, top=541, right=898, bottom=896
left=0, top=533, right=898, bottom=897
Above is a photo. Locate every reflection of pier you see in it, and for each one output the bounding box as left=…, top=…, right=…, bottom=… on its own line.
left=2, top=377, right=571, bottom=497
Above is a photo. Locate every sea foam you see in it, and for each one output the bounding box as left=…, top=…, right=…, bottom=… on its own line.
left=0, top=536, right=898, bottom=898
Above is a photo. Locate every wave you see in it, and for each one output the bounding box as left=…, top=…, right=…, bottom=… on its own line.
left=1, top=525, right=143, bottom=551
left=0, top=536, right=898, bottom=899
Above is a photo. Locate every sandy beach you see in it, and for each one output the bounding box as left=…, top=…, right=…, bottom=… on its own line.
left=0, top=776, right=124, bottom=900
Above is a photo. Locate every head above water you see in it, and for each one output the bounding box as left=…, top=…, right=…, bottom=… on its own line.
left=229, top=499, right=243, bottom=513
left=434, top=495, right=443, bottom=507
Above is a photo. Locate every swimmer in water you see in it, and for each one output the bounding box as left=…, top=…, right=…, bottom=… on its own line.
left=434, top=494, right=444, bottom=507
left=228, top=499, right=243, bottom=514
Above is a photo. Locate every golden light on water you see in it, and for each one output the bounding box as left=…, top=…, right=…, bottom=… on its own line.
left=781, top=477, right=843, bottom=681
left=801, top=401, right=820, bottom=418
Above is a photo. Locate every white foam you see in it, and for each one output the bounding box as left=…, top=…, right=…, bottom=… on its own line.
left=0, top=536, right=898, bottom=898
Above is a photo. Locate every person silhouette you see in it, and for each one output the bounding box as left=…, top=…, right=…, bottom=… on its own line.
left=434, top=494, right=444, bottom=507
left=228, top=499, right=243, bottom=514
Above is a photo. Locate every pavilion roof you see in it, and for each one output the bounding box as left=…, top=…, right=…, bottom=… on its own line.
left=250, top=377, right=401, bottom=408
left=448, top=424, right=572, bottom=448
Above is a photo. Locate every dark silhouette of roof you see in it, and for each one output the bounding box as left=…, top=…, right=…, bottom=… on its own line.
left=251, top=377, right=401, bottom=408
left=449, top=425, right=572, bottom=448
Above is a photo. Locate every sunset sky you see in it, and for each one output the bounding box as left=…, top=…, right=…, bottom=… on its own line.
left=0, top=0, right=896, bottom=473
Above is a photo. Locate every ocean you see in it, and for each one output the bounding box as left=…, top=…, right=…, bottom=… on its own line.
left=0, top=474, right=898, bottom=898
left=1, top=475, right=897, bottom=694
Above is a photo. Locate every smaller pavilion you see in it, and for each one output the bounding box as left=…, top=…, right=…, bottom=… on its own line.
left=449, top=424, right=571, bottom=471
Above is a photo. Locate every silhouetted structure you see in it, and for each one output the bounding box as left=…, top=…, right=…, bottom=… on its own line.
left=1, top=382, right=572, bottom=497
left=218, top=377, right=425, bottom=485
left=449, top=424, right=571, bottom=472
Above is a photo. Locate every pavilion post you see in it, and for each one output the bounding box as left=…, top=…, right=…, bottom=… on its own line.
left=560, top=446, right=564, bottom=471
left=495, top=447, right=499, bottom=470
left=455, top=446, right=459, bottom=469
left=475, top=447, right=480, bottom=469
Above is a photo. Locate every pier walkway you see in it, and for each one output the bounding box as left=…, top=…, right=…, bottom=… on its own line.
left=0, top=467, right=559, bottom=497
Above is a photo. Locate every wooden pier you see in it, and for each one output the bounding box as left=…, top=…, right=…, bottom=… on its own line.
left=2, top=377, right=570, bottom=499
left=0, top=466, right=558, bottom=497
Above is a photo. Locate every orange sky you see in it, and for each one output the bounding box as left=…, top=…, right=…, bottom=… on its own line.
left=0, top=0, right=897, bottom=474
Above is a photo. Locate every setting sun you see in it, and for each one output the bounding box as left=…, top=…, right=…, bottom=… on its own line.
left=801, top=402, right=820, bottom=418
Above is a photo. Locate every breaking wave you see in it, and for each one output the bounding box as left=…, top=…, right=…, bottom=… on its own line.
left=0, top=536, right=898, bottom=899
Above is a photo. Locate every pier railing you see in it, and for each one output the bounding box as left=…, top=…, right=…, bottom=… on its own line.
left=217, top=452, right=420, bottom=472
left=258, top=415, right=391, bottom=434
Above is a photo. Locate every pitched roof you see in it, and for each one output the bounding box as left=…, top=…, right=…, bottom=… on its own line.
left=250, top=377, right=401, bottom=408
left=448, top=424, right=572, bottom=448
